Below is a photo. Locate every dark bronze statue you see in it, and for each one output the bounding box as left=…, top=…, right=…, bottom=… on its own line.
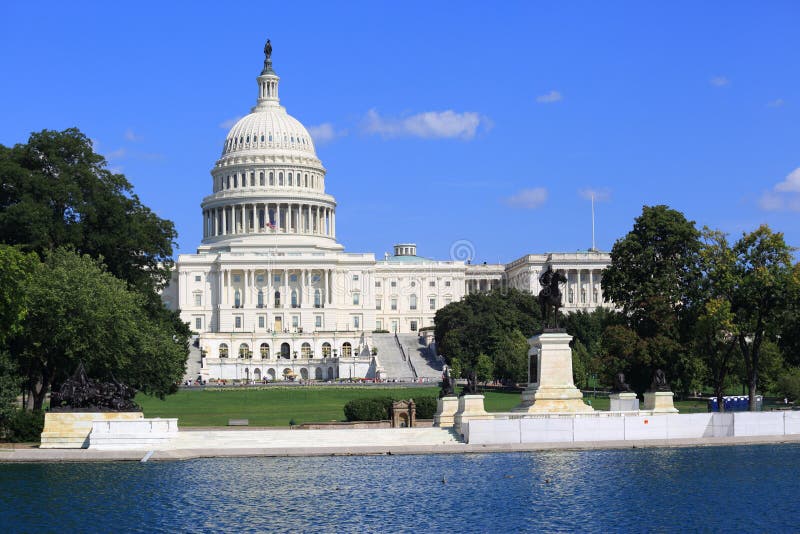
left=649, top=369, right=670, bottom=392
left=50, top=361, right=139, bottom=412
left=264, top=39, right=272, bottom=60
left=612, top=372, right=632, bottom=393
left=538, top=267, right=567, bottom=329
left=439, top=366, right=455, bottom=398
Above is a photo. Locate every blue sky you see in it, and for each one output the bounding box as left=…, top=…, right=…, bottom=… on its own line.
left=1, top=1, right=798, bottom=262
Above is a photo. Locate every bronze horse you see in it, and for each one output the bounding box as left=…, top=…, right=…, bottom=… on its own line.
left=538, top=267, right=567, bottom=329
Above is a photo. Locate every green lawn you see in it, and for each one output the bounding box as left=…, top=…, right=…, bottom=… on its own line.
left=138, top=386, right=712, bottom=426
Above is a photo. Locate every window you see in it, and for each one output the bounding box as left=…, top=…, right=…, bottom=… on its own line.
left=429, top=281, right=435, bottom=287
left=195, top=275, right=202, bottom=282
left=260, top=172, right=265, bottom=186
left=315, top=316, right=322, bottom=328
left=250, top=172, right=255, bottom=186
left=410, top=320, right=418, bottom=332
left=256, top=275, right=264, bottom=283
left=375, top=298, right=382, bottom=310
left=257, top=290, right=264, bottom=307
left=288, top=173, right=293, bottom=186
left=258, top=316, right=265, bottom=328
left=274, top=291, right=281, bottom=307
left=195, top=317, right=202, bottom=330
left=391, top=298, right=397, bottom=311
left=301, top=343, right=311, bottom=358
left=353, top=293, right=360, bottom=305
left=260, top=343, right=269, bottom=358
left=352, top=274, right=359, bottom=281
left=274, top=274, right=281, bottom=283
left=409, top=295, right=417, bottom=310
left=279, top=172, right=283, bottom=186
left=581, top=289, right=586, bottom=303
left=239, top=343, right=250, bottom=358
left=292, top=316, right=299, bottom=328
left=234, top=290, right=241, bottom=308
left=290, top=274, right=297, bottom=282
left=353, top=316, right=360, bottom=329
left=269, top=172, right=274, bottom=185
left=411, top=281, right=416, bottom=287
left=429, top=298, right=436, bottom=310
left=235, top=316, right=242, bottom=329
left=375, top=281, right=381, bottom=288
left=219, top=343, right=229, bottom=358
left=342, top=342, right=352, bottom=357
left=314, top=289, right=321, bottom=308
left=391, top=281, right=397, bottom=288
left=233, top=175, right=238, bottom=188
left=376, top=320, right=383, bottom=330
left=291, top=290, right=298, bottom=308
left=445, top=281, right=451, bottom=287
left=233, top=274, right=241, bottom=283
left=322, top=342, right=331, bottom=357
left=194, top=293, right=202, bottom=306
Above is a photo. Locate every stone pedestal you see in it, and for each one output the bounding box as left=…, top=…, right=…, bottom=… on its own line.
left=88, top=418, right=179, bottom=450
left=40, top=412, right=144, bottom=449
left=512, top=332, right=593, bottom=414
left=610, top=392, right=639, bottom=412
left=453, top=395, right=488, bottom=432
left=643, top=391, right=678, bottom=413
left=433, top=396, right=459, bottom=428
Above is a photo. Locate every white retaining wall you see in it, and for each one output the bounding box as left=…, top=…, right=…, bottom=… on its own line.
left=464, top=411, right=800, bottom=445
left=89, top=418, right=179, bottom=450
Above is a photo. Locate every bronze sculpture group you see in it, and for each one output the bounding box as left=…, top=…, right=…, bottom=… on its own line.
left=49, top=361, right=139, bottom=412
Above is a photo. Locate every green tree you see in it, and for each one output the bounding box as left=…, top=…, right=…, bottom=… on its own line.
left=491, top=328, right=529, bottom=384
left=14, top=248, right=187, bottom=410
left=475, top=353, right=495, bottom=384
left=0, top=245, right=38, bottom=347
left=601, top=205, right=702, bottom=393
left=0, top=128, right=177, bottom=293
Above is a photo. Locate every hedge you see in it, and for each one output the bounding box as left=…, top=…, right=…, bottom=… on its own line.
left=343, top=395, right=438, bottom=422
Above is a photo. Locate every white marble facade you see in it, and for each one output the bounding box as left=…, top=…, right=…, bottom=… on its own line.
left=161, top=45, right=611, bottom=381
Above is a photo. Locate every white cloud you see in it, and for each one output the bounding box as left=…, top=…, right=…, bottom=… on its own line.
left=308, top=123, right=345, bottom=144
left=107, top=148, right=126, bottom=160
left=710, top=76, right=730, bottom=87
left=124, top=129, right=143, bottom=142
left=767, top=98, right=785, bottom=108
left=578, top=187, right=611, bottom=202
left=219, top=116, right=242, bottom=130
left=362, top=109, right=485, bottom=140
left=758, top=168, right=800, bottom=212
left=775, top=168, right=800, bottom=193
left=504, top=187, right=548, bottom=209
left=536, top=90, right=563, bottom=104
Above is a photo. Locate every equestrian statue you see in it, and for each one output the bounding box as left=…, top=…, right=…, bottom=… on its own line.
left=538, top=266, right=567, bottom=330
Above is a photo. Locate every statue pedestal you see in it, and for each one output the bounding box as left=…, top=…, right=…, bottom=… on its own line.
left=643, top=391, right=678, bottom=413
left=513, top=332, right=593, bottom=414
left=453, top=395, right=488, bottom=433
left=433, top=396, right=459, bottom=428
left=40, top=412, right=144, bottom=449
left=609, top=392, right=639, bottom=412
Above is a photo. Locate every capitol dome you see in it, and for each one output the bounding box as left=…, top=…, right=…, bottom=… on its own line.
left=199, top=40, right=340, bottom=252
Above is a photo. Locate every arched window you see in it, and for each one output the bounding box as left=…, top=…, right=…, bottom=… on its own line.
left=250, top=173, right=255, bottom=186
left=274, top=291, right=281, bottom=307
left=233, top=175, right=238, bottom=188
left=291, top=290, right=298, bottom=308
left=239, top=343, right=250, bottom=359
left=314, top=289, right=321, bottom=308
left=409, top=294, right=417, bottom=310
left=280, top=343, right=290, bottom=359
left=342, top=342, right=352, bottom=357
left=260, top=134, right=265, bottom=142
left=234, top=290, right=241, bottom=308
left=288, top=173, right=293, bottom=186
left=260, top=343, right=270, bottom=359
left=279, top=172, right=283, bottom=186
left=226, top=176, right=231, bottom=189
left=305, top=174, right=309, bottom=187
left=269, top=172, right=274, bottom=186
left=219, top=343, right=229, bottom=358
left=301, top=343, right=311, bottom=358
left=259, top=172, right=265, bottom=186
left=257, top=290, right=264, bottom=308
left=322, top=342, right=331, bottom=357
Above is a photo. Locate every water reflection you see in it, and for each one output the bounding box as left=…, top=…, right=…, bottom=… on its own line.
left=1, top=445, right=800, bottom=532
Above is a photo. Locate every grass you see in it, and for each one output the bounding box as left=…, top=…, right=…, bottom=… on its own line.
left=138, top=386, right=712, bottom=427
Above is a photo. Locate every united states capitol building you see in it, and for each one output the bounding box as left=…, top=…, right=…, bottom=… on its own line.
left=162, top=43, right=611, bottom=383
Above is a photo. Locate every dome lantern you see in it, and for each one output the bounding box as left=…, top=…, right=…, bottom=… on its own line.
left=253, top=39, right=280, bottom=112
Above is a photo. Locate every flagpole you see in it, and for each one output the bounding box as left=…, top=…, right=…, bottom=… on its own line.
left=591, top=192, right=596, bottom=251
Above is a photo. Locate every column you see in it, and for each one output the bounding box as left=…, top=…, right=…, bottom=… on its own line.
left=577, top=269, right=582, bottom=307
left=243, top=268, right=249, bottom=306
left=331, top=210, right=336, bottom=238
left=323, top=267, right=328, bottom=307
left=252, top=204, right=257, bottom=233
left=283, top=269, right=289, bottom=312
left=589, top=269, right=594, bottom=306
left=222, top=207, right=227, bottom=235
left=329, top=269, right=333, bottom=305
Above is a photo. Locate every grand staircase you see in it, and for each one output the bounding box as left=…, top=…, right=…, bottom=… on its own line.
left=371, top=333, right=443, bottom=381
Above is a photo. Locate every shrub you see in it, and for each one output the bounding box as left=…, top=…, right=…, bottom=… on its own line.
left=413, top=396, right=438, bottom=419
left=343, top=397, right=394, bottom=421
left=2, top=410, right=45, bottom=443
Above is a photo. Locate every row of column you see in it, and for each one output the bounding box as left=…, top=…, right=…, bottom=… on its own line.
left=217, top=267, right=335, bottom=308
left=203, top=203, right=335, bottom=238
left=534, top=268, right=601, bottom=307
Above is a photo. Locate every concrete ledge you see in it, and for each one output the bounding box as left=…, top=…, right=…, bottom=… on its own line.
left=88, top=418, right=178, bottom=450
left=40, top=412, right=144, bottom=449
